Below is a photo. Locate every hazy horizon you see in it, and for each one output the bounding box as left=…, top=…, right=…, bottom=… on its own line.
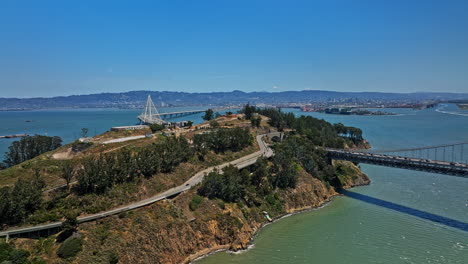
left=3, top=88, right=468, bottom=100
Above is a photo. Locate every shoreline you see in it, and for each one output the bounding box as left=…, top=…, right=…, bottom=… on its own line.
left=185, top=181, right=369, bottom=264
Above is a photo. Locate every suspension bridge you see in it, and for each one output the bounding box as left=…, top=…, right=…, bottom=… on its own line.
left=326, top=142, right=468, bottom=177
left=137, top=95, right=232, bottom=125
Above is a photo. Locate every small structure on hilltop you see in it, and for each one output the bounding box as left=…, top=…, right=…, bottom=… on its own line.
left=111, top=125, right=150, bottom=131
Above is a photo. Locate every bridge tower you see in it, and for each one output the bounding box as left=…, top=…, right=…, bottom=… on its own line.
left=138, top=95, right=164, bottom=125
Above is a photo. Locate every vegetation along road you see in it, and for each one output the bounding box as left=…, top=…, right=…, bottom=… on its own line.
left=0, top=133, right=274, bottom=238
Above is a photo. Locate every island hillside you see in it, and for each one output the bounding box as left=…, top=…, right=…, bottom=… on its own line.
left=0, top=107, right=370, bottom=264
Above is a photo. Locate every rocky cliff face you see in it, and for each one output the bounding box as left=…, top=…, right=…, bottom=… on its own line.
left=69, top=160, right=369, bottom=264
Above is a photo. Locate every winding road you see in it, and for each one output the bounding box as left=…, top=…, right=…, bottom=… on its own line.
left=0, top=133, right=274, bottom=238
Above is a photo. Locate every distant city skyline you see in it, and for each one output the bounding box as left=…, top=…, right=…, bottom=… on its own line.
left=1, top=0, right=468, bottom=98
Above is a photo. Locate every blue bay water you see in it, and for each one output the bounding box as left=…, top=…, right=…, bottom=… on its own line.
left=0, top=104, right=467, bottom=263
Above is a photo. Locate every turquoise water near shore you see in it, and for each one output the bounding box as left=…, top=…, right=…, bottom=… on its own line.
left=196, top=104, right=468, bottom=264
left=0, top=104, right=467, bottom=263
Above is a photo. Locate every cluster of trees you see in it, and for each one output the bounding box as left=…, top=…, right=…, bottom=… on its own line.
left=0, top=241, right=42, bottom=264
left=0, top=171, right=45, bottom=226
left=2, top=135, right=62, bottom=168
left=273, top=136, right=337, bottom=185
left=242, top=104, right=257, bottom=120
left=250, top=116, right=262, bottom=128
left=249, top=106, right=364, bottom=148
left=76, top=136, right=191, bottom=194
left=198, top=165, right=249, bottom=203
left=193, top=127, right=252, bottom=154
left=149, top=124, right=164, bottom=133
left=203, top=109, right=222, bottom=121
left=197, top=134, right=341, bottom=207
left=333, top=123, right=363, bottom=142
left=292, top=115, right=347, bottom=148
left=256, top=108, right=295, bottom=131
left=241, top=104, right=262, bottom=128
left=202, top=109, right=214, bottom=121
left=197, top=153, right=298, bottom=208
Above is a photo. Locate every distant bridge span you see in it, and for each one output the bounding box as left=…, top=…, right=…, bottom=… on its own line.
left=361, top=142, right=468, bottom=154
left=138, top=95, right=234, bottom=124
left=158, top=108, right=232, bottom=120
left=326, top=149, right=468, bottom=177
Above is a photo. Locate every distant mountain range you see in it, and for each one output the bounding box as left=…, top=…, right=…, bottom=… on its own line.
left=1, top=90, right=468, bottom=110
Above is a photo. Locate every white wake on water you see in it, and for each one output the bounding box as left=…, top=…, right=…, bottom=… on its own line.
left=435, top=105, right=468, bottom=117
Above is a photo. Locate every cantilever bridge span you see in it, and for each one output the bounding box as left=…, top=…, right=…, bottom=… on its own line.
left=326, top=142, right=468, bottom=177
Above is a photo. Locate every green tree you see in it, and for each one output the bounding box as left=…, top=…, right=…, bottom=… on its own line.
left=193, top=127, right=252, bottom=154
left=250, top=116, right=262, bottom=128
left=61, top=161, right=75, bottom=187
left=136, top=147, right=154, bottom=178
left=57, top=237, right=82, bottom=259
left=3, top=135, right=62, bottom=167
left=242, top=103, right=256, bottom=120
left=149, top=124, right=164, bottom=133
left=0, top=242, right=31, bottom=264
left=0, top=173, right=45, bottom=225
left=109, top=252, right=119, bottom=264
left=251, top=158, right=269, bottom=187
left=62, top=210, right=79, bottom=234
left=189, top=195, right=203, bottom=211
left=76, top=156, right=111, bottom=194
left=76, top=135, right=192, bottom=195
left=202, top=109, right=214, bottom=121
left=198, top=165, right=245, bottom=203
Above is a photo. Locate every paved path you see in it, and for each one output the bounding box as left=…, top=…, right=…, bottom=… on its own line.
left=0, top=133, right=273, bottom=237
left=101, top=135, right=148, bottom=144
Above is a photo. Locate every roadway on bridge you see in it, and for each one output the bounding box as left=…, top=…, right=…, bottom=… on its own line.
left=326, top=149, right=468, bottom=177
left=0, top=133, right=273, bottom=238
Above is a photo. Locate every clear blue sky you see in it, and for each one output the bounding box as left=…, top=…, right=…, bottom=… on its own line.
left=1, top=0, right=467, bottom=98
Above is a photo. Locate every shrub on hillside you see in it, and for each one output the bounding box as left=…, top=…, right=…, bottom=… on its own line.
left=189, top=195, right=203, bottom=211
left=108, top=252, right=119, bottom=264
left=0, top=242, right=31, bottom=264
left=149, top=124, right=164, bottom=133
left=57, top=237, right=82, bottom=259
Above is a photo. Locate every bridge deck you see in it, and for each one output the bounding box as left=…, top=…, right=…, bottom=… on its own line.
left=327, top=149, right=468, bottom=177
